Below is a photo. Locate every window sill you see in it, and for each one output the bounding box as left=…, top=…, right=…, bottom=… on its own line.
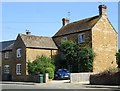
left=78, top=41, right=85, bottom=43
left=16, top=73, right=21, bottom=75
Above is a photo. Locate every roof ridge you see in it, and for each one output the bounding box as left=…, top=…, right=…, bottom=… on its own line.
left=69, top=15, right=100, bottom=24
left=19, top=33, right=51, bottom=38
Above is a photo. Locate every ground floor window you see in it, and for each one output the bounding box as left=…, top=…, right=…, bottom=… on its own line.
left=4, top=65, right=10, bottom=74
left=16, top=64, right=21, bottom=75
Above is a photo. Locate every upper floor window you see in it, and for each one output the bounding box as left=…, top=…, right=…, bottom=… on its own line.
left=78, top=34, right=85, bottom=43
left=16, top=48, right=21, bottom=58
left=4, top=65, right=10, bottom=74
left=5, top=52, right=9, bottom=59
left=61, top=37, right=67, bottom=42
left=63, top=37, right=67, bottom=41
left=16, top=64, right=21, bottom=75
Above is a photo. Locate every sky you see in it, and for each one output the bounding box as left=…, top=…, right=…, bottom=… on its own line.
left=1, top=2, right=119, bottom=46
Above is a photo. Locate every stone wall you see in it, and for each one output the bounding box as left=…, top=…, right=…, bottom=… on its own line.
left=13, top=73, right=50, bottom=83
left=70, top=73, right=97, bottom=83
left=92, top=15, right=117, bottom=72
left=53, top=30, right=92, bottom=47
left=90, top=72, right=120, bottom=85
left=2, top=51, right=13, bottom=75
left=12, top=35, right=26, bottom=81
left=26, top=48, right=57, bottom=75
left=26, top=48, right=57, bottom=62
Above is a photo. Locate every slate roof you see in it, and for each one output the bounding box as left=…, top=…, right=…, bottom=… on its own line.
left=0, top=40, right=15, bottom=52
left=19, top=34, right=58, bottom=49
left=2, top=43, right=14, bottom=51
left=53, top=15, right=100, bottom=37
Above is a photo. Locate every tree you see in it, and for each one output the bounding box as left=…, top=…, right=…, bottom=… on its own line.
left=60, top=40, right=79, bottom=62
left=60, top=40, right=95, bottom=72
left=78, top=46, right=95, bottom=72
left=116, top=49, right=120, bottom=68
left=27, top=55, right=55, bottom=79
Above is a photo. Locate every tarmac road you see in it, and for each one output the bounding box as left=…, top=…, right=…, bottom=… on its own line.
left=1, top=80, right=120, bottom=91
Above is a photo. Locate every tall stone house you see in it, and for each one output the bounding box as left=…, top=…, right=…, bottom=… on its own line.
left=52, top=5, right=117, bottom=72
left=2, top=33, right=58, bottom=81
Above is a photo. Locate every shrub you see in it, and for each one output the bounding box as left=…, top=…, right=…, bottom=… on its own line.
left=116, top=49, right=120, bottom=68
left=28, top=55, right=55, bottom=79
left=45, top=68, right=54, bottom=79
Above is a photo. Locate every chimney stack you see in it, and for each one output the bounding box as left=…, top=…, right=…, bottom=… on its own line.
left=62, top=18, right=69, bottom=26
left=98, top=4, right=107, bottom=16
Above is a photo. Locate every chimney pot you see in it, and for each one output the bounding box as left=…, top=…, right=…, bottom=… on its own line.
left=98, top=4, right=107, bottom=16
left=26, top=30, right=31, bottom=35
left=62, top=18, right=69, bottom=26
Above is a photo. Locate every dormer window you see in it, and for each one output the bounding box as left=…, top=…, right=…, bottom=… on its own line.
left=78, top=33, right=85, bottom=43
left=5, top=52, right=9, bottom=59
left=16, top=48, right=21, bottom=58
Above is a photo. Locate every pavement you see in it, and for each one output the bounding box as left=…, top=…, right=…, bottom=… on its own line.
left=1, top=80, right=120, bottom=90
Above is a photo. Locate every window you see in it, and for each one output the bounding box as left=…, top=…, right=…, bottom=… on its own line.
left=61, top=37, right=67, bottom=42
left=4, top=65, right=10, bottom=74
left=62, top=37, right=67, bottom=41
left=16, top=48, right=21, bottom=58
left=78, top=34, right=85, bottom=43
left=16, top=64, right=21, bottom=75
left=5, top=52, right=9, bottom=59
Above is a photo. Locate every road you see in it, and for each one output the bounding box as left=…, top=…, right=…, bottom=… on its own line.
left=1, top=80, right=120, bottom=91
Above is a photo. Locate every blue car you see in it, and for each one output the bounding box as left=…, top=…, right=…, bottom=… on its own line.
left=55, top=69, right=70, bottom=80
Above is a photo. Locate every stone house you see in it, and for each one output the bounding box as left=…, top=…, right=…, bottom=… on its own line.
left=1, top=33, right=58, bottom=81
left=52, top=5, right=117, bottom=72
left=1, top=40, right=15, bottom=80
left=12, top=33, right=58, bottom=81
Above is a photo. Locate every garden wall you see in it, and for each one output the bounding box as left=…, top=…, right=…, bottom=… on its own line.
left=70, top=73, right=97, bottom=83
left=26, top=73, right=50, bottom=83
left=13, top=73, right=50, bottom=83
left=90, top=72, right=120, bottom=85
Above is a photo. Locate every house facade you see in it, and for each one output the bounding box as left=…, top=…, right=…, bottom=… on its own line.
left=52, top=5, right=117, bottom=72
left=2, top=33, right=58, bottom=81
left=1, top=40, right=15, bottom=81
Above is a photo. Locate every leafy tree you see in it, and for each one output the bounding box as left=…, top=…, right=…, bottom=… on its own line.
left=116, top=49, right=120, bottom=68
left=60, top=40, right=79, bottom=62
left=78, top=46, right=95, bottom=72
left=28, top=55, right=55, bottom=79
left=60, top=40, right=95, bottom=72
